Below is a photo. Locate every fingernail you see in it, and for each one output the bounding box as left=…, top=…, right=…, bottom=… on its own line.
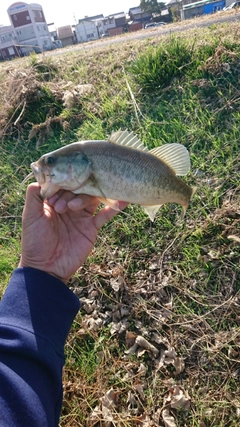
left=68, top=198, right=83, bottom=210
left=47, top=194, right=59, bottom=205
left=54, top=199, right=67, bottom=213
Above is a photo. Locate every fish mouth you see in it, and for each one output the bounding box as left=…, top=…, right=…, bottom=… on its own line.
left=31, top=161, right=47, bottom=185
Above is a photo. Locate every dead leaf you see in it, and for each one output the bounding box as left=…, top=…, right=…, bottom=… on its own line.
left=174, top=357, right=185, bottom=375
left=164, top=385, right=191, bottom=411
left=75, top=83, right=94, bottom=95
left=126, top=330, right=137, bottom=348
left=155, top=347, right=185, bottom=374
left=137, top=363, right=147, bottom=377
left=110, top=276, right=125, bottom=292
left=228, top=235, right=240, bottom=243
left=134, top=383, right=145, bottom=400
left=162, top=408, right=177, bottom=427
left=136, top=413, right=152, bottom=426
left=110, top=318, right=129, bottom=335
left=135, top=336, right=159, bottom=358
left=124, top=342, right=139, bottom=357
left=101, top=388, right=119, bottom=410
left=127, top=390, right=139, bottom=414
left=151, top=332, right=170, bottom=346
left=207, top=249, right=220, bottom=259
left=81, top=298, right=96, bottom=314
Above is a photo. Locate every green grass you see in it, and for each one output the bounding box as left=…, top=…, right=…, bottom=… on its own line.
left=0, top=16, right=240, bottom=427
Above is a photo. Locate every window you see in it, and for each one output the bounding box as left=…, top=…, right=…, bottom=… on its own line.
left=39, top=11, right=43, bottom=18
left=26, top=15, right=30, bottom=20
left=13, top=15, right=17, bottom=20
left=8, top=47, right=15, bottom=55
left=43, top=25, right=46, bottom=30
left=87, top=33, right=94, bottom=38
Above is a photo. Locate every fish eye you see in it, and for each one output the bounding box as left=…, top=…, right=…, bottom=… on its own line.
left=46, top=156, right=55, bottom=165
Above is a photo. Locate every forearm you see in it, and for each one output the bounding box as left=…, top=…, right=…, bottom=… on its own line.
left=0, top=268, right=80, bottom=427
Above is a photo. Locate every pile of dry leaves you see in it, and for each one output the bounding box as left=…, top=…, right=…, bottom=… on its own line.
left=0, top=61, right=94, bottom=145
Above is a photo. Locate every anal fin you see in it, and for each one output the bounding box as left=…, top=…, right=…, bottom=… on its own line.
left=141, top=204, right=163, bottom=221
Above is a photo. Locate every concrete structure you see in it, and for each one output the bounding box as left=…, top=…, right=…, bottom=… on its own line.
left=7, top=2, right=52, bottom=55
left=0, top=25, right=21, bottom=60
left=181, top=0, right=225, bottom=19
left=75, top=19, right=99, bottom=43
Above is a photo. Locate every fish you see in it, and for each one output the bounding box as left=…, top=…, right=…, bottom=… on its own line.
left=20, top=130, right=196, bottom=221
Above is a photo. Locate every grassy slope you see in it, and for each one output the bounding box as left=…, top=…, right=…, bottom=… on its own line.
left=0, top=17, right=239, bottom=427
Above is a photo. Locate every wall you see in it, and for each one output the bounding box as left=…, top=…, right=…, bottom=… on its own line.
left=0, top=45, right=21, bottom=60
left=75, top=21, right=98, bottom=42
left=15, top=26, right=35, bottom=41
left=108, top=27, right=123, bottom=36
left=129, top=22, right=144, bottom=32
left=203, top=0, right=225, bottom=12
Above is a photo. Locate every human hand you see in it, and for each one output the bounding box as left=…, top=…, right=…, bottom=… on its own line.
left=18, top=183, right=128, bottom=283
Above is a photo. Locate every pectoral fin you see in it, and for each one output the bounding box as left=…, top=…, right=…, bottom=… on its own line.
left=141, top=204, right=163, bottom=221
left=98, top=197, right=121, bottom=211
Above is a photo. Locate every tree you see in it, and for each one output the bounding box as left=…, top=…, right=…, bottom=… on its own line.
left=140, top=0, right=165, bottom=14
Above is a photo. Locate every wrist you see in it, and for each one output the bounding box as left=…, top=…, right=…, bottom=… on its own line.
left=18, top=259, right=69, bottom=284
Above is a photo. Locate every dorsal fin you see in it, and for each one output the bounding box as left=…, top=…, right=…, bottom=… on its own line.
left=108, top=130, right=149, bottom=152
left=150, top=143, right=190, bottom=176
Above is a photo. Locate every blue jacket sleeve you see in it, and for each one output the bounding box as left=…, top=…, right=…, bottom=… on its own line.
left=0, top=267, right=80, bottom=427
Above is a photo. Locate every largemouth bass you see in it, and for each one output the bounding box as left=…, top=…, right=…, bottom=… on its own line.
left=21, top=130, right=196, bottom=221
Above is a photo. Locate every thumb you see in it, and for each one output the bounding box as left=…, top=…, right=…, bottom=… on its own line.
left=23, top=183, right=43, bottom=220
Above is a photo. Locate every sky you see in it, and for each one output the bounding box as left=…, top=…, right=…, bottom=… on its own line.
left=0, top=1, right=139, bottom=28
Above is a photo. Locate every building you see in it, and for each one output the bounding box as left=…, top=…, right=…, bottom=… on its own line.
left=82, top=12, right=127, bottom=38
left=95, top=15, right=117, bottom=37
left=57, top=25, right=74, bottom=47
left=181, top=0, right=225, bottom=19
left=7, top=2, right=52, bottom=55
left=0, top=25, right=21, bottom=60
left=107, top=12, right=127, bottom=36
left=128, top=6, right=152, bottom=32
left=75, top=19, right=99, bottom=43
left=129, top=6, right=152, bottom=23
